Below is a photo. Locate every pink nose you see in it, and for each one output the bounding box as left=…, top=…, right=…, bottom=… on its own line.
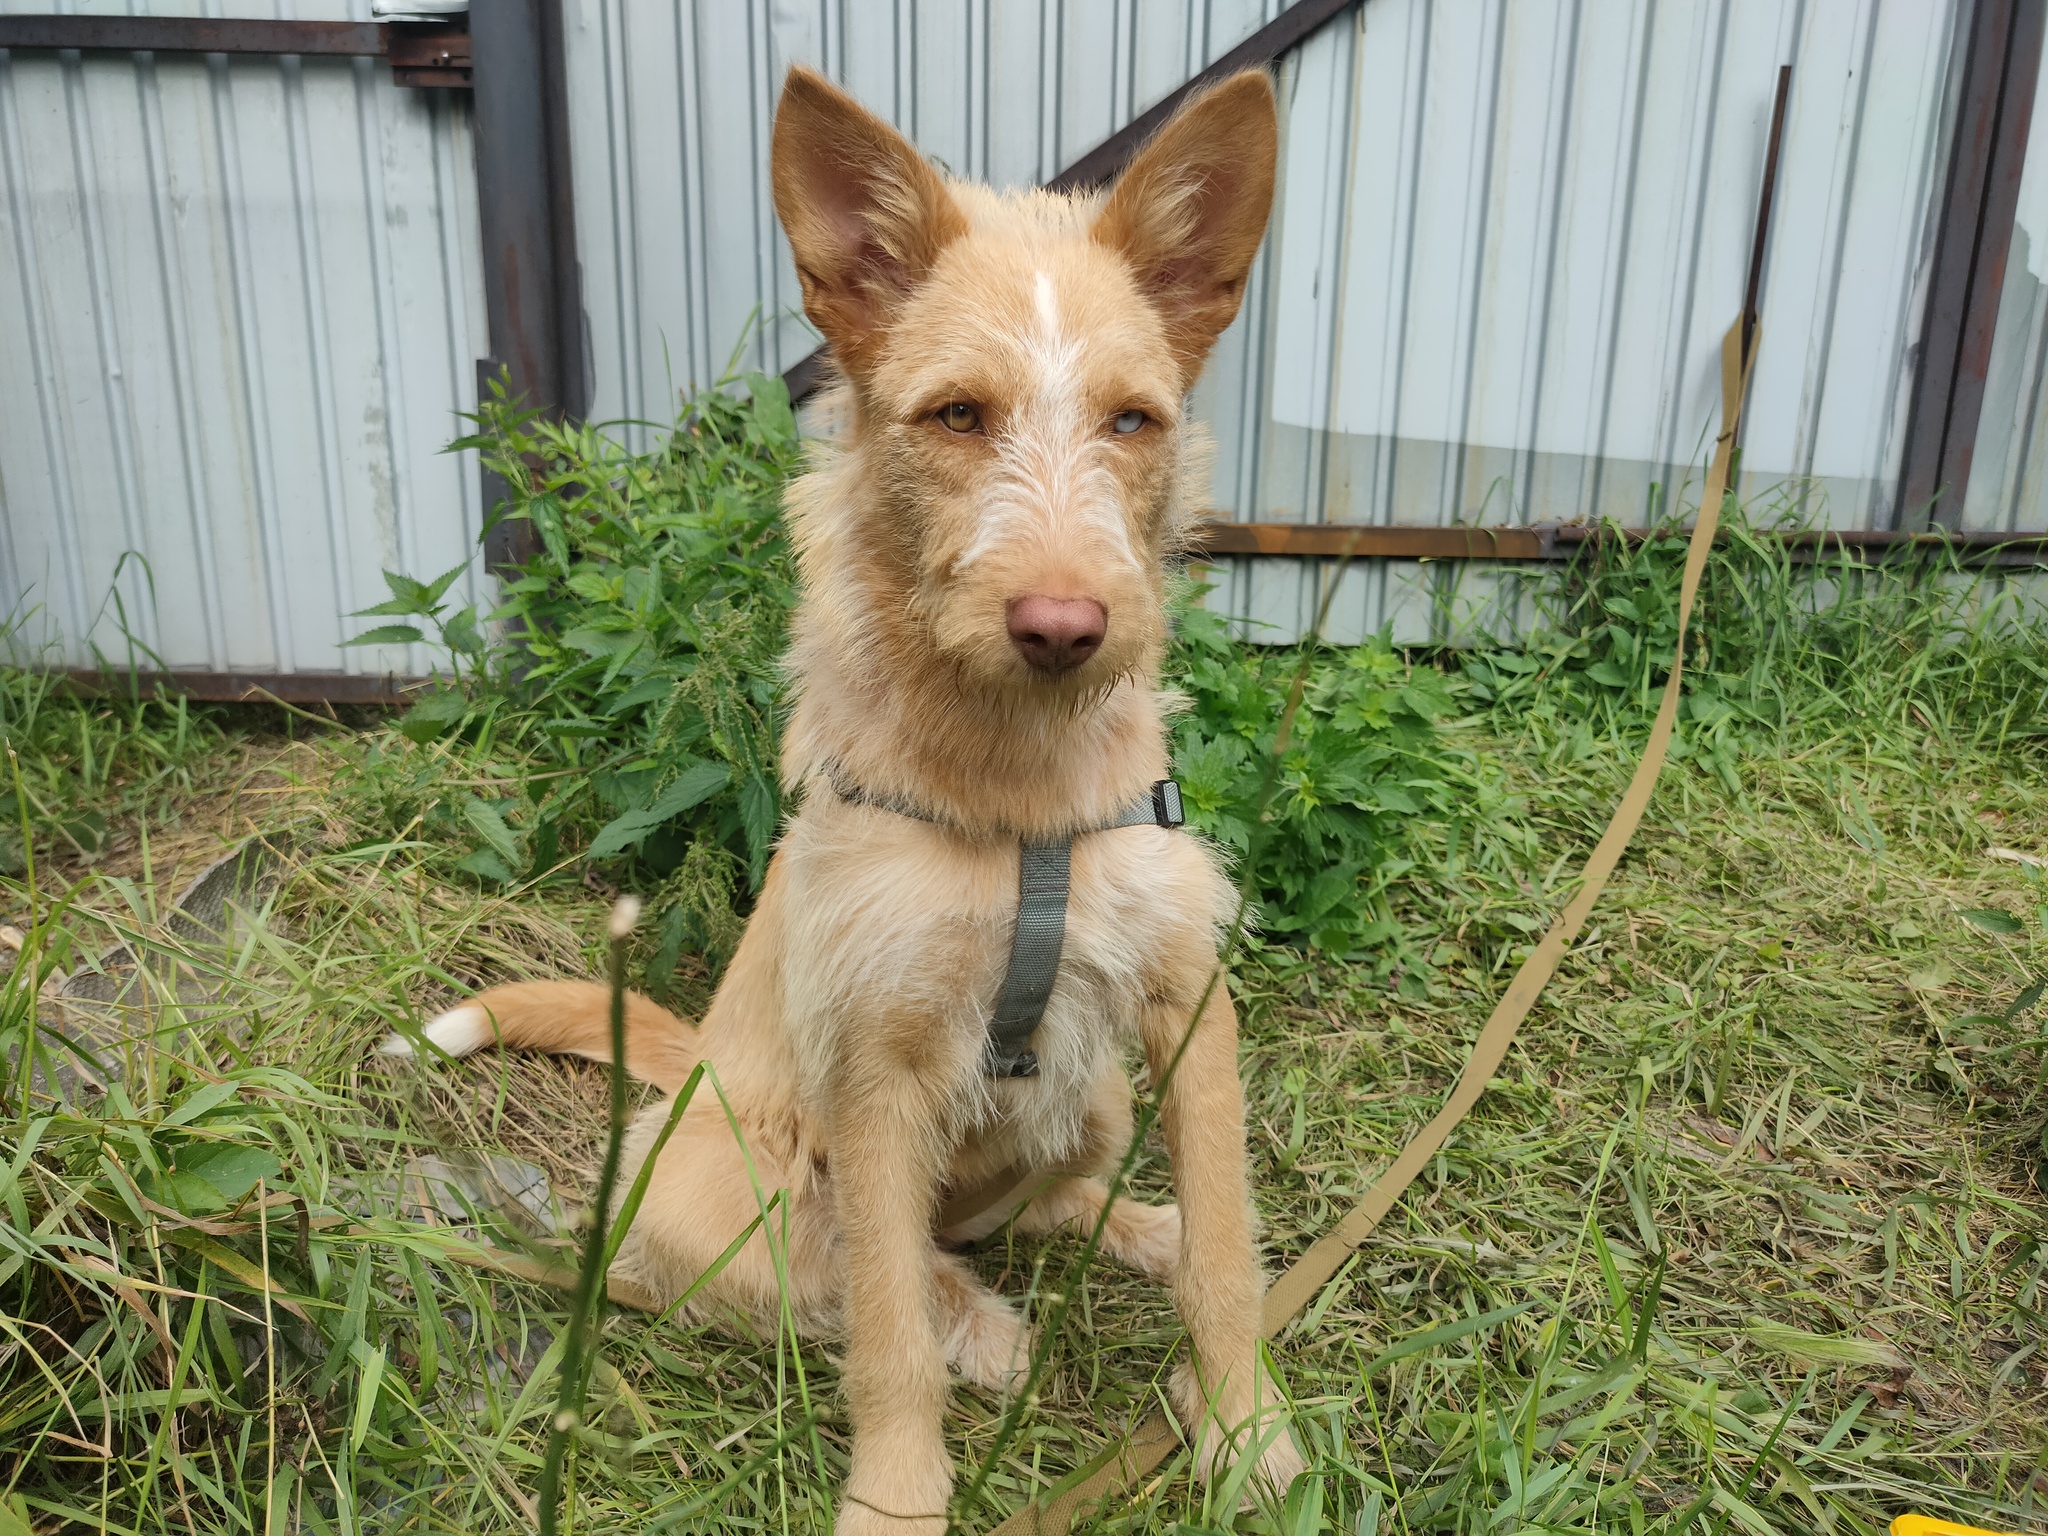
left=1006, top=595, right=1107, bottom=675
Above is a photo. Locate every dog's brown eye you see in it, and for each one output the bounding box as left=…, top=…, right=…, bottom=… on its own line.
left=1112, top=409, right=1146, bottom=435
left=939, top=402, right=982, bottom=434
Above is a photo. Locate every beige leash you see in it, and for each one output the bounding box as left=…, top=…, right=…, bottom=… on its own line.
left=983, top=312, right=1759, bottom=1536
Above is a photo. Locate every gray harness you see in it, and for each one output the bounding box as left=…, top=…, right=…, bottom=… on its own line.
left=827, top=769, right=1186, bottom=1078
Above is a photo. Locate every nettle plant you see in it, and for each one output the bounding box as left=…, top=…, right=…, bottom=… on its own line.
left=1167, top=593, right=1460, bottom=963
left=345, top=373, right=800, bottom=997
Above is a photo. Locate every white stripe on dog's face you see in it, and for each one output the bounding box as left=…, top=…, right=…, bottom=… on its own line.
left=951, top=270, right=1137, bottom=575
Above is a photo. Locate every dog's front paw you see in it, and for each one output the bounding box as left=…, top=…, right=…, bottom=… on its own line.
left=1169, top=1358, right=1303, bottom=1501
left=1248, top=1421, right=1307, bottom=1494
left=1103, top=1197, right=1181, bottom=1283
left=839, top=1437, right=951, bottom=1536
left=944, top=1288, right=1033, bottom=1393
left=839, top=1458, right=950, bottom=1531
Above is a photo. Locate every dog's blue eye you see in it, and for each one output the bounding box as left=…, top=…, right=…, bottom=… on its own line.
left=1113, top=410, right=1146, bottom=435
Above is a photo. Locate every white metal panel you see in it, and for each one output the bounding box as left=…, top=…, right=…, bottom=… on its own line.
left=1964, top=24, right=2048, bottom=533
left=1261, top=0, right=1957, bottom=522
left=562, top=0, right=1284, bottom=448
left=5, top=1, right=1986, bottom=669
left=565, top=0, right=1969, bottom=647
left=1190, top=0, right=1965, bottom=643
left=0, top=0, right=486, bottom=674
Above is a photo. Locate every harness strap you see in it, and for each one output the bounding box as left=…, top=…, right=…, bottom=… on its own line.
left=823, top=766, right=1185, bottom=1077
left=987, top=838, right=1071, bottom=1077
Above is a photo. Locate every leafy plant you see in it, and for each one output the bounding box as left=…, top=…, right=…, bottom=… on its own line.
left=1460, top=509, right=2048, bottom=784
left=1169, top=591, right=1463, bottom=968
left=344, top=372, right=800, bottom=995
left=0, top=612, right=230, bottom=876
left=350, top=385, right=1490, bottom=995
left=1950, top=900, right=2048, bottom=1161
left=343, top=559, right=486, bottom=679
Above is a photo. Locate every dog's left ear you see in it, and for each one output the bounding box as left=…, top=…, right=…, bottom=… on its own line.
left=1092, top=70, right=1277, bottom=379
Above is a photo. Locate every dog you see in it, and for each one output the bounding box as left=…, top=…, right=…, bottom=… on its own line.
left=381, top=64, right=1299, bottom=1534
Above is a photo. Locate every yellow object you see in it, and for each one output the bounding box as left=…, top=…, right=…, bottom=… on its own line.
left=1891, top=1516, right=2025, bottom=1536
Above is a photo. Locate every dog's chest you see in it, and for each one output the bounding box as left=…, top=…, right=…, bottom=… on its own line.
left=776, top=809, right=1223, bottom=1153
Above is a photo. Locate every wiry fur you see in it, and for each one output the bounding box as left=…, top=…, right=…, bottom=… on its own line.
left=382, top=66, right=1296, bottom=1532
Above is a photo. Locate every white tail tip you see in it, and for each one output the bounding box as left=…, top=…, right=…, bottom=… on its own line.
left=377, top=1003, right=493, bottom=1060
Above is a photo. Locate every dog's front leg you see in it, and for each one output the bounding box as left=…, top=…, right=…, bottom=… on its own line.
left=828, top=1045, right=955, bottom=1536
left=1140, top=983, right=1304, bottom=1495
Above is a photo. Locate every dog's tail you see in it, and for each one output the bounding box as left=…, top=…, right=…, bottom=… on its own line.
left=377, top=981, right=701, bottom=1093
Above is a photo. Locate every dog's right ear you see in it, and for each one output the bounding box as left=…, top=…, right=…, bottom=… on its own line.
left=772, top=67, right=965, bottom=380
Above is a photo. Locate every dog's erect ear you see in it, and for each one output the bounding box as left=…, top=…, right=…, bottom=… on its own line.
left=771, top=67, right=966, bottom=378
left=1092, top=70, right=1277, bottom=377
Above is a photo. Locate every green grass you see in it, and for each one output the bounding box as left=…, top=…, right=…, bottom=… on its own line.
left=5, top=456, right=2048, bottom=1533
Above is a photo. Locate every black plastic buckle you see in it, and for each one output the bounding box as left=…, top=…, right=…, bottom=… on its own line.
left=998, top=1049, right=1040, bottom=1079
left=1151, top=779, right=1185, bottom=829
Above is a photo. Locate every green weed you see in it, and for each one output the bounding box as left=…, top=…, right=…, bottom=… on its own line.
left=341, top=375, right=800, bottom=1002
left=0, top=635, right=235, bottom=878
left=1171, top=592, right=1458, bottom=963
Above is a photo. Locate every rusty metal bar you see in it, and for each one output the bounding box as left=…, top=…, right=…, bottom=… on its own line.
left=0, top=14, right=472, bottom=88
left=1898, top=0, right=2047, bottom=529
left=1189, top=520, right=2048, bottom=563
left=386, top=20, right=472, bottom=89
left=1739, top=66, right=1792, bottom=392
left=1548, top=524, right=2048, bottom=557
left=54, top=520, right=2048, bottom=704
left=1195, top=523, right=1550, bottom=559
left=1046, top=0, right=1358, bottom=193
left=0, top=17, right=383, bottom=54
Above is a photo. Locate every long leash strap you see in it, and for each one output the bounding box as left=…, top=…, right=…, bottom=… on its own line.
left=986, top=314, right=1758, bottom=1536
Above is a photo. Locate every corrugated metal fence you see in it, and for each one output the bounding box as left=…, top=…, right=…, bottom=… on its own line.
left=0, top=0, right=485, bottom=681
left=2, top=0, right=2043, bottom=679
left=1199, top=0, right=1998, bottom=641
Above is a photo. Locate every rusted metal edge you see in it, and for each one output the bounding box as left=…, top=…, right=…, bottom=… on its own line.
left=387, top=19, right=472, bottom=88
left=1045, top=0, right=1359, bottom=193
left=1189, top=520, right=2048, bottom=563
left=1898, top=0, right=2047, bottom=529
left=778, top=0, right=1362, bottom=405
left=1738, top=66, right=1792, bottom=401
left=1934, top=0, right=2047, bottom=530
left=1550, top=524, right=2048, bottom=557
left=57, top=669, right=427, bottom=705
left=1194, top=523, right=1551, bottom=559
left=43, top=523, right=2048, bottom=702
left=0, top=14, right=471, bottom=86
left=0, top=16, right=384, bottom=54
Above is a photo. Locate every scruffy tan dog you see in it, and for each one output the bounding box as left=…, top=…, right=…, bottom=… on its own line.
left=383, top=65, right=1298, bottom=1532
